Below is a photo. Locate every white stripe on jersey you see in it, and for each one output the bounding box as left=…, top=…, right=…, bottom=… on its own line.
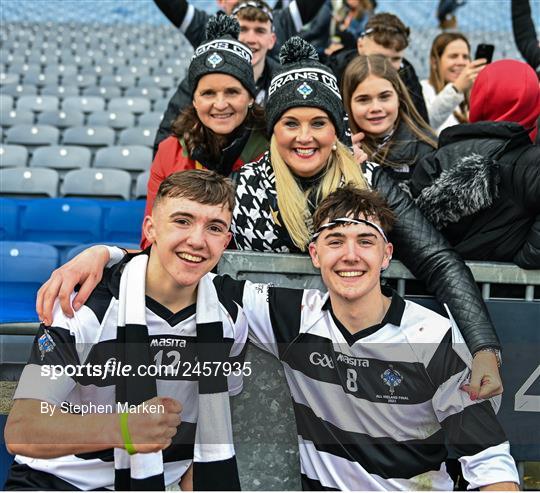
left=299, top=437, right=454, bottom=491
left=283, top=362, right=441, bottom=441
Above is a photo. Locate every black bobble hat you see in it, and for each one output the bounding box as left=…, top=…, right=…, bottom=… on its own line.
left=266, top=36, right=346, bottom=139
left=188, top=13, right=256, bottom=97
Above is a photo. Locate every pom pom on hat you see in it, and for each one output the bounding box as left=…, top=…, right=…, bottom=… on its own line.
left=205, top=12, right=240, bottom=41
left=279, top=36, right=319, bottom=65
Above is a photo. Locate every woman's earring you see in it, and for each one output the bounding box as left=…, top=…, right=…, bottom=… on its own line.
left=248, top=102, right=254, bottom=108
left=332, top=143, right=337, bottom=151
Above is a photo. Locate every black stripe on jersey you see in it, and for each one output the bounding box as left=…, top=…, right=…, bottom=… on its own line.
left=441, top=400, right=508, bottom=457
left=83, top=273, right=115, bottom=325
left=282, top=333, right=434, bottom=404
left=197, top=322, right=230, bottom=394
left=28, top=325, right=80, bottom=367
left=425, top=329, right=467, bottom=388
left=301, top=473, right=340, bottom=491
left=5, top=463, right=84, bottom=490
left=193, top=456, right=241, bottom=490
left=268, top=287, right=303, bottom=358
left=294, top=402, right=447, bottom=480
left=212, top=274, right=246, bottom=322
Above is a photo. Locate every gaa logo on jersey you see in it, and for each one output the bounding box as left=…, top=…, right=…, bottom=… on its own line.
left=38, top=328, right=56, bottom=361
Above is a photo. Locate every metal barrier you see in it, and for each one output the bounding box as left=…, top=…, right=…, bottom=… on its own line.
left=1, top=252, right=539, bottom=489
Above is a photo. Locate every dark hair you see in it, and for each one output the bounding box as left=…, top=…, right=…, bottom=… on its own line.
left=235, top=0, right=273, bottom=24
left=363, top=13, right=410, bottom=51
left=341, top=54, right=436, bottom=167
left=154, top=170, right=236, bottom=214
left=170, top=103, right=266, bottom=162
left=428, top=32, right=471, bottom=123
left=312, top=184, right=395, bottom=235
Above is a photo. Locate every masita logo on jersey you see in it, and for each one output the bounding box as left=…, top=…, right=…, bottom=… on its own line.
left=150, top=338, right=187, bottom=348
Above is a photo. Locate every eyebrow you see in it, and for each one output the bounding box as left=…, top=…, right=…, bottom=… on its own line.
left=169, top=211, right=229, bottom=228
left=323, top=231, right=378, bottom=240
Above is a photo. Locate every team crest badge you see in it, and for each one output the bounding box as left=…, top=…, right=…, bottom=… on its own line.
left=38, top=328, right=56, bottom=360
left=381, top=365, right=403, bottom=395
left=297, top=82, right=313, bottom=99
left=206, top=52, right=224, bottom=68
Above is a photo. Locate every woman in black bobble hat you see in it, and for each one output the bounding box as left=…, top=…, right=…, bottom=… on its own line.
left=232, top=37, right=502, bottom=397
left=141, top=13, right=268, bottom=248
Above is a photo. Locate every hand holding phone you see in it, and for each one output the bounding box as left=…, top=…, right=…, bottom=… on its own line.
left=474, top=43, right=494, bottom=64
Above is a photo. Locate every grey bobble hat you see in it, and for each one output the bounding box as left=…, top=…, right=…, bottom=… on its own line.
left=188, top=13, right=257, bottom=97
left=266, top=36, right=346, bottom=139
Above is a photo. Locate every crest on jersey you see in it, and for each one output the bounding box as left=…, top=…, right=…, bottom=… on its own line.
left=38, top=328, right=56, bottom=361
left=296, top=82, right=313, bottom=99
left=381, top=365, right=403, bottom=395
left=206, top=52, right=224, bottom=69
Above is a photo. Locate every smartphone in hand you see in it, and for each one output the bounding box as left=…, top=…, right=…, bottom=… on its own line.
left=474, top=43, right=494, bottom=64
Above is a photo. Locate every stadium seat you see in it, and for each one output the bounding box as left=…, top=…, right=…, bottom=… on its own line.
left=19, top=198, right=102, bottom=248
left=40, top=84, right=80, bottom=98
left=80, top=64, right=114, bottom=77
left=0, top=167, right=59, bottom=197
left=0, top=73, right=20, bottom=86
left=87, top=110, right=135, bottom=130
left=94, top=145, right=152, bottom=172
left=125, top=86, right=163, bottom=101
left=118, top=127, right=155, bottom=148
left=61, top=168, right=132, bottom=200
left=16, top=95, right=59, bottom=113
left=138, top=74, right=175, bottom=90
left=0, top=198, right=19, bottom=239
left=100, top=74, right=136, bottom=89
left=30, top=145, right=91, bottom=170
left=0, top=144, right=28, bottom=168
left=152, top=98, right=169, bottom=113
left=117, top=65, right=150, bottom=78
left=135, top=170, right=149, bottom=199
left=62, top=125, right=115, bottom=147
left=43, top=64, right=78, bottom=77
left=61, top=73, right=97, bottom=88
left=62, top=96, right=105, bottom=113
left=22, top=72, right=59, bottom=87
left=6, top=124, right=59, bottom=146
left=0, top=109, right=34, bottom=128
left=103, top=200, right=146, bottom=244
left=0, top=83, right=38, bottom=97
left=107, top=97, right=151, bottom=114
left=137, top=111, right=163, bottom=128
left=64, top=241, right=140, bottom=262
left=0, top=241, right=59, bottom=323
left=82, top=85, right=122, bottom=99
left=37, top=109, right=85, bottom=129
left=0, top=94, right=14, bottom=111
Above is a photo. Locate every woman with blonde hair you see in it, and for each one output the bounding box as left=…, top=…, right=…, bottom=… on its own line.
left=341, top=54, right=436, bottom=182
left=421, top=32, right=487, bottom=133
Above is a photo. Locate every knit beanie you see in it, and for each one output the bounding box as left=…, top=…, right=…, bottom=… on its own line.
left=266, top=37, right=346, bottom=139
left=188, top=13, right=256, bottom=97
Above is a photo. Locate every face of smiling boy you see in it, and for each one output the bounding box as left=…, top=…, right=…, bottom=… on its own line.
left=309, top=216, right=393, bottom=304
left=143, top=196, right=232, bottom=293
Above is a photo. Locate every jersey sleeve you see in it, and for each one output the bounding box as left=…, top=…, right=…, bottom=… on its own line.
left=14, top=298, right=87, bottom=405
left=427, top=330, right=518, bottom=488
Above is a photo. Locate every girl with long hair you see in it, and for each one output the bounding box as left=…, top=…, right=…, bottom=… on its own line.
left=341, top=54, right=436, bottom=182
left=142, top=13, right=268, bottom=248
left=421, top=32, right=487, bottom=133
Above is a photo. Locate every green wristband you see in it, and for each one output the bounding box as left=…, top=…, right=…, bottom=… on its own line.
left=120, top=412, right=137, bottom=455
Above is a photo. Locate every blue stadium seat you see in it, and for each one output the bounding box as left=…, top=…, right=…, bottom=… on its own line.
left=102, top=200, right=145, bottom=244
left=19, top=198, right=102, bottom=248
left=0, top=241, right=59, bottom=323
left=65, top=241, right=139, bottom=262
left=0, top=198, right=19, bottom=240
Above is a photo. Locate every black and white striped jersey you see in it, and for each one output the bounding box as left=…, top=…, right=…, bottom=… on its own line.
left=8, top=269, right=248, bottom=491
left=236, top=280, right=518, bottom=491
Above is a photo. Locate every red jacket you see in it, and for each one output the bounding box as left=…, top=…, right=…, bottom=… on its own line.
left=141, top=131, right=268, bottom=248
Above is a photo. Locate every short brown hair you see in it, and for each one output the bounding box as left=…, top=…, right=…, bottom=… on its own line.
left=312, top=184, right=395, bottom=236
left=235, top=0, right=273, bottom=24
left=363, top=13, right=410, bottom=51
left=154, top=170, right=236, bottom=214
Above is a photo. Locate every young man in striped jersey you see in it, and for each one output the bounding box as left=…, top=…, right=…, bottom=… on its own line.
left=4, top=171, right=247, bottom=490
left=239, top=185, right=520, bottom=490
